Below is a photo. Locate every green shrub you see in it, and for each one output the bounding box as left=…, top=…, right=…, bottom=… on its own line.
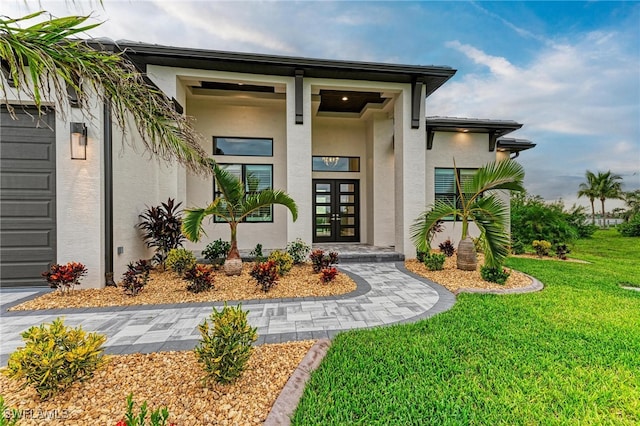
left=416, top=250, right=428, bottom=263
left=268, top=249, right=293, bottom=276
left=423, top=252, right=446, bottom=271
left=309, top=250, right=339, bottom=273
left=510, top=239, right=525, bottom=255
left=249, top=243, right=264, bottom=262
left=480, top=265, right=510, bottom=284
left=0, top=396, right=20, bottom=426
left=202, top=239, right=231, bottom=268
left=472, top=237, right=485, bottom=253
left=532, top=240, right=552, bottom=257
left=117, top=392, right=171, bottom=426
left=2, top=318, right=107, bottom=400
left=195, top=304, right=257, bottom=385
left=618, top=214, right=640, bottom=237
left=250, top=260, right=279, bottom=292
left=286, top=238, right=311, bottom=264
left=438, top=239, right=455, bottom=257
left=165, top=248, right=196, bottom=275
left=184, top=264, right=215, bottom=293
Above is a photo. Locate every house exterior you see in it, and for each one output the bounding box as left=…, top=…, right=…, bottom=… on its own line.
left=0, top=42, right=534, bottom=288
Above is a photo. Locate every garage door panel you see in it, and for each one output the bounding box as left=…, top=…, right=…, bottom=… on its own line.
left=0, top=109, right=54, bottom=127
left=1, top=106, right=56, bottom=287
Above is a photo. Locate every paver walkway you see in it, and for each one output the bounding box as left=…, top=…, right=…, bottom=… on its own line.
left=0, top=262, right=455, bottom=365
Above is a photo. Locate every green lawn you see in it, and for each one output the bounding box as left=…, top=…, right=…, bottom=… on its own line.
left=292, top=230, right=640, bottom=425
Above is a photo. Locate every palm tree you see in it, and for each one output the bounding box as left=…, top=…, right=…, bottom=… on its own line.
left=577, top=171, right=598, bottom=224
left=594, top=171, right=623, bottom=220
left=1, top=12, right=209, bottom=174
left=621, top=189, right=640, bottom=221
left=411, top=159, right=525, bottom=271
left=182, top=162, right=298, bottom=275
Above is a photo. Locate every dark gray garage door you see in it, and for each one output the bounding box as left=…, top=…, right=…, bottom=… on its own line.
left=1, top=106, right=56, bottom=287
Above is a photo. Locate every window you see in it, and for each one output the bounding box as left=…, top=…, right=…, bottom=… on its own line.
left=312, top=156, right=360, bottom=172
left=214, top=164, right=273, bottom=222
left=213, top=137, right=273, bottom=156
left=435, top=168, right=477, bottom=220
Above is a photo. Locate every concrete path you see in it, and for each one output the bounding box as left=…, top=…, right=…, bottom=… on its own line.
left=0, top=262, right=455, bottom=366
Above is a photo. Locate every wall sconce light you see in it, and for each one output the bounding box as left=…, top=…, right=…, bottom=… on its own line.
left=70, top=122, right=87, bottom=160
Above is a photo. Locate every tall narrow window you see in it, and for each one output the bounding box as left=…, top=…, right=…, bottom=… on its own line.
left=214, top=164, right=274, bottom=222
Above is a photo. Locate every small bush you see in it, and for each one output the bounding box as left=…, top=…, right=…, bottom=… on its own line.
left=165, top=248, right=196, bottom=275
left=250, top=260, right=279, bottom=292
left=309, top=250, right=339, bottom=273
left=137, top=198, right=185, bottom=267
left=423, top=252, right=446, bottom=271
left=320, top=267, right=339, bottom=284
left=2, top=318, right=107, bottom=400
left=195, top=304, right=257, bottom=385
left=416, top=250, right=428, bottom=263
left=510, top=239, right=525, bottom=255
left=618, top=214, right=640, bottom=237
left=184, top=264, right=215, bottom=293
left=268, top=249, right=294, bottom=276
left=555, top=243, right=571, bottom=260
left=438, top=239, right=455, bottom=257
left=202, top=239, right=231, bottom=268
left=122, top=259, right=153, bottom=296
left=532, top=240, right=552, bottom=257
left=249, top=243, right=264, bottom=262
left=286, top=238, right=311, bottom=264
left=117, top=392, right=172, bottom=426
left=480, top=265, right=510, bottom=284
left=41, top=261, right=87, bottom=293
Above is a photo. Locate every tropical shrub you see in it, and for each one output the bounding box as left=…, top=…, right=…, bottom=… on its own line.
left=116, top=393, right=173, bottom=426
left=510, top=238, right=525, bottom=255
left=268, top=249, right=294, bottom=276
left=195, top=304, right=257, bottom=385
left=480, top=265, right=510, bottom=284
left=555, top=244, right=570, bottom=260
left=320, top=267, right=339, bottom=284
left=249, top=260, right=279, bottom=292
left=416, top=250, right=428, bottom=263
left=286, top=238, right=311, bottom=264
left=184, top=264, right=215, bottom=293
left=423, top=252, right=446, bottom=271
left=2, top=318, right=107, bottom=400
left=249, top=243, right=264, bottom=262
left=309, top=249, right=339, bottom=273
left=138, top=198, right=185, bottom=267
left=121, top=259, right=153, bottom=296
left=202, top=239, right=231, bottom=268
left=165, top=248, right=196, bottom=275
left=438, top=239, right=455, bottom=257
left=618, top=214, right=640, bottom=237
left=42, top=261, right=87, bottom=293
left=533, top=240, right=552, bottom=257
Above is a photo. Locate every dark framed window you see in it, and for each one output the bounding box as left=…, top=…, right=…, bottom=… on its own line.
left=214, top=164, right=273, bottom=223
left=213, top=137, right=273, bottom=156
left=435, top=168, right=477, bottom=221
left=312, top=156, right=360, bottom=172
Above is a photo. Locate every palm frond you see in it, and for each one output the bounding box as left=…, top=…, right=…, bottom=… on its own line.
left=182, top=200, right=230, bottom=242
left=410, top=200, right=459, bottom=253
left=464, top=160, right=525, bottom=199
left=469, top=195, right=510, bottom=268
left=212, top=163, right=244, bottom=206
left=0, top=12, right=210, bottom=174
left=238, top=190, right=298, bottom=222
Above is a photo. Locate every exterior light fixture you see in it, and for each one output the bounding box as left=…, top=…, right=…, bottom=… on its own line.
left=341, top=96, right=348, bottom=101
left=322, top=156, right=340, bottom=167
left=70, top=122, right=87, bottom=160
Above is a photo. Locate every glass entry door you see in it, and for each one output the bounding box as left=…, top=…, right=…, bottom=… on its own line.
left=313, top=179, right=360, bottom=243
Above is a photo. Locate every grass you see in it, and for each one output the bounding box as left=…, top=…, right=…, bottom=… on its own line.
left=292, top=229, right=640, bottom=425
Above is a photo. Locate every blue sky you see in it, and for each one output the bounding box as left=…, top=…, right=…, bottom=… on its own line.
left=6, top=1, right=640, bottom=211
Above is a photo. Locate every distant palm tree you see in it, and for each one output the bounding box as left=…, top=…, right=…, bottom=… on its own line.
left=594, top=171, right=623, bottom=219
left=621, top=189, right=640, bottom=221
left=411, top=159, right=525, bottom=271
left=577, top=171, right=598, bottom=224
left=182, top=162, right=298, bottom=275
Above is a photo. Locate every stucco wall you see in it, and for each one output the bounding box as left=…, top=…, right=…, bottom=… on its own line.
left=186, top=96, right=289, bottom=251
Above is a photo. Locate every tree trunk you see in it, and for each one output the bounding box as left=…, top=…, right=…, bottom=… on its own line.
left=224, top=223, right=243, bottom=276
left=590, top=199, right=595, bottom=225
left=456, top=237, right=477, bottom=271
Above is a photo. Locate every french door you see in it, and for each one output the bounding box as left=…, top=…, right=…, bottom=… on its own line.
left=313, top=179, right=360, bottom=243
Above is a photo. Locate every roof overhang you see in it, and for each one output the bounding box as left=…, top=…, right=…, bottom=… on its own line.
left=496, top=137, right=536, bottom=153
left=102, top=40, right=456, bottom=98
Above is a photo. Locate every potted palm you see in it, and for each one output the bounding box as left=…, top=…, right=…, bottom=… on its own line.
left=411, top=159, right=525, bottom=271
left=182, top=162, right=298, bottom=275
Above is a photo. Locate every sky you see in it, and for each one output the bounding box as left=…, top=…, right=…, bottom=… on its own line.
left=4, top=0, right=640, bottom=211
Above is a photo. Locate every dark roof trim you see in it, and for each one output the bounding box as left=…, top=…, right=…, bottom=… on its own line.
left=103, top=41, right=456, bottom=98
left=496, top=137, right=536, bottom=152
left=426, top=116, right=523, bottom=137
